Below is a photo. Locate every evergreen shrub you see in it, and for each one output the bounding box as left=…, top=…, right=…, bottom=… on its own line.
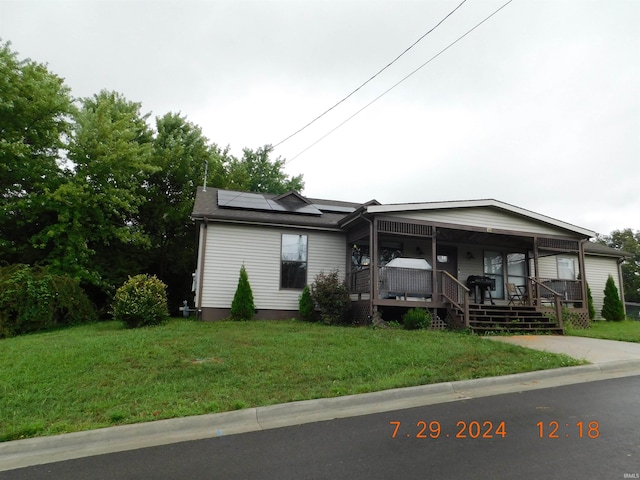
left=0, top=264, right=97, bottom=338
left=601, top=275, right=625, bottom=321
left=298, top=285, right=315, bottom=321
left=402, top=308, right=432, bottom=330
left=586, top=283, right=596, bottom=320
left=230, top=265, right=255, bottom=321
left=112, top=274, right=169, bottom=328
left=310, top=270, right=350, bottom=325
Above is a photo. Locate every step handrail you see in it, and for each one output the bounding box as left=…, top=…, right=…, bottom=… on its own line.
left=441, top=271, right=470, bottom=328
left=529, top=277, right=563, bottom=329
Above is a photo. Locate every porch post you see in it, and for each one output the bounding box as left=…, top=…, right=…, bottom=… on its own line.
left=346, top=235, right=354, bottom=299
left=370, top=216, right=379, bottom=316
left=577, top=239, right=588, bottom=309
left=532, top=236, right=540, bottom=303
left=431, top=232, right=438, bottom=302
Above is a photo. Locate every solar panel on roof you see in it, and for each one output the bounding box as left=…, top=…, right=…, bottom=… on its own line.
left=218, top=190, right=271, bottom=210
left=217, top=190, right=323, bottom=215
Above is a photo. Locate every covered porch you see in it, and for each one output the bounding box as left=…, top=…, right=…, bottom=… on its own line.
left=345, top=216, right=590, bottom=332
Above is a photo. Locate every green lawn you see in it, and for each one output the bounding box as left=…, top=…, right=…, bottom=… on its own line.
left=566, top=319, right=640, bottom=342
left=0, top=319, right=584, bottom=442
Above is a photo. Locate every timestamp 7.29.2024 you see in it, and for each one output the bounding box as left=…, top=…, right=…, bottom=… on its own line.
left=390, top=420, right=507, bottom=439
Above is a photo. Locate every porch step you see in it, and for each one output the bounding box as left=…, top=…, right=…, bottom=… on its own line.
left=449, top=304, right=564, bottom=335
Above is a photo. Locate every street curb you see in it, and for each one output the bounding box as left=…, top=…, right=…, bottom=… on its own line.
left=2, top=360, right=639, bottom=472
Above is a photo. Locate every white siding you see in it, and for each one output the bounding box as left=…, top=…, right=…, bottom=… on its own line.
left=456, top=244, right=485, bottom=280
left=394, top=207, right=574, bottom=236
left=536, top=255, right=581, bottom=279
left=200, top=223, right=346, bottom=311
left=585, top=255, right=623, bottom=320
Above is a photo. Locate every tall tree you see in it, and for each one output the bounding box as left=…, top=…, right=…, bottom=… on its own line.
left=34, top=91, right=155, bottom=305
left=0, top=41, right=74, bottom=265
left=139, top=112, right=226, bottom=308
left=226, top=145, right=304, bottom=194
left=596, top=229, right=640, bottom=303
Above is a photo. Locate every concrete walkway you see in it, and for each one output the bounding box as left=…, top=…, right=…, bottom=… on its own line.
left=2, top=336, right=640, bottom=472
left=485, top=335, right=640, bottom=364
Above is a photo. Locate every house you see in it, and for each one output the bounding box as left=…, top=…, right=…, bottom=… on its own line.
left=191, top=187, right=629, bottom=332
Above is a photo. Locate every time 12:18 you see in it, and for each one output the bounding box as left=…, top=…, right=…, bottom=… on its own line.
left=537, top=421, right=600, bottom=438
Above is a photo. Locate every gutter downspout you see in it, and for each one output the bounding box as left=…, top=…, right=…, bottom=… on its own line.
left=618, top=256, right=627, bottom=317
left=196, top=219, right=208, bottom=319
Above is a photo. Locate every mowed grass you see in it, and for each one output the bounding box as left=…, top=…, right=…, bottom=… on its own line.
left=0, top=319, right=584, bottom=441
left=566, top=319, right=640, bottom=343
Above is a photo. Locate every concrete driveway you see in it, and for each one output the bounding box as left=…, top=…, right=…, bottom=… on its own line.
left=486, top=335, right=640, bottom=364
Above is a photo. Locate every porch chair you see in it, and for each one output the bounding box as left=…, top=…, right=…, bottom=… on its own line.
left=506, top=283, right=525, bottom=305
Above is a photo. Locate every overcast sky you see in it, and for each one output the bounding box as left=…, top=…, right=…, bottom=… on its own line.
left=2, top=0, right=638, bottom=235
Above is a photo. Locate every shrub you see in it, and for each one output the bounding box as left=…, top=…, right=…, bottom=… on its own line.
left=230, top=265, right=255, bottom=321
left=402, top=308, right=432, bottom=330
left=112, top=274, right=169, bottom=328
left=0, top=264, right=97, bottom=338
left=586, top=283, right=595, bottom=320
left=310, top=270, right=350, bottom=325
left=298, top=285, right=315, bottom=322
left=601, top=275, right=625, bottom=321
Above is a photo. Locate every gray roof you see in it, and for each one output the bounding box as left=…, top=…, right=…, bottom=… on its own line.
left=192, top=188, right=364, bottom=230
left=192, top=190, right=629, bottom=254
left=584, top=241, right=633, bottom=258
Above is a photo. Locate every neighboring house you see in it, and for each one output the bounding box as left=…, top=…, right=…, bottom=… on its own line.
left=191, top=188, right=629, bottom=332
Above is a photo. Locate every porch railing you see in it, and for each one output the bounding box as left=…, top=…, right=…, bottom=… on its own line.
left=378, top=266, right=433, bottom=299
left=441, top=271, right=470, bottom=328
left=349, top=268, right=371, bottom=294
left=537, top=279, right=583, bottom=303
left=348, top=266, right=435, bottom=299
left=529, top=277, right=563, bottom=329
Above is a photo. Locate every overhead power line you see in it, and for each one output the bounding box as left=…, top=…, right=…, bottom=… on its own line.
left=284, top=0, right=514, bottom=165
left=273, top=0, right=468, bottom=149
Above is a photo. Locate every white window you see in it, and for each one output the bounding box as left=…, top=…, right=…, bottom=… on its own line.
left=281, top=234, right=307, bottom=289
left=557, top=257, right=576, bottom=280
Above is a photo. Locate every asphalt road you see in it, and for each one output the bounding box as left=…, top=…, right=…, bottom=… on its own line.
left=3, top=375, right=639, bottom=480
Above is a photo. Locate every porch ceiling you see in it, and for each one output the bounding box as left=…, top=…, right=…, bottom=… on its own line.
left=436, top=227, right=533, bottom=250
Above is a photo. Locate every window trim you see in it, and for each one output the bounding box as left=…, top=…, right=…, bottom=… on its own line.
left=280, top=233, right=308, bottom=290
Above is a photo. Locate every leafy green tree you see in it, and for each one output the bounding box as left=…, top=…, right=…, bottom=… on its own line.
left=596, top=229, right=640, bottom=303
left=139, top=113, right=226, bottom=308
left=35, top=91, right=155, bottom=305
left=0, top=41, right=74, bottom=265
left=601, top=275, right=625, bottom=321
left=226, top=145, right=304, bottom=194
left=230, top=265, right=255, bottom=320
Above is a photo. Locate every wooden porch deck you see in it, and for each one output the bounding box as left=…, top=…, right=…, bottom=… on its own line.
left=348, top=268, right=584, bottom=333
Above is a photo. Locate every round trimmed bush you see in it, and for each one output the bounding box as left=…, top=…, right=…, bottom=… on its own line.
left=112, top=274, right=169, bottom=328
